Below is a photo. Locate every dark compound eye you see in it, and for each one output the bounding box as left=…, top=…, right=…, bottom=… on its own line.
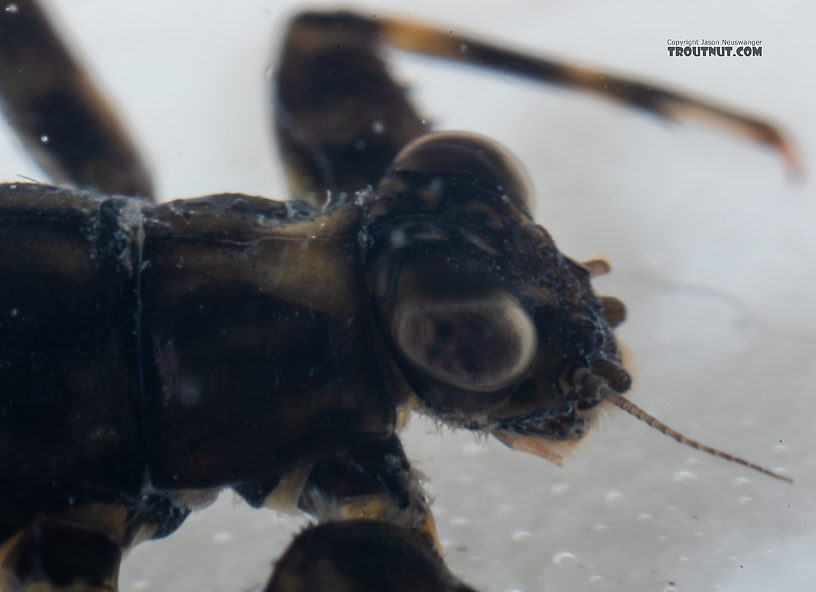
left=391, top=290, right=537, bottom=393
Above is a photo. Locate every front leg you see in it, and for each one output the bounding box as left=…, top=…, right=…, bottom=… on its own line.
left=263, top=434, right=476, bottom=591
left=264, top=520, right=476, bottom=592
left=298, top=434, right=440, bottom=551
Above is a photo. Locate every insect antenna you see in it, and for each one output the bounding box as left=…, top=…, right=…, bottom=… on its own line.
left=604, top=391, right=793, bottom=483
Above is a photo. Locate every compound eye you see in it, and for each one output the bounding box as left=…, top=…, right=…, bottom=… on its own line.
left=392, top=291, right=537, bottom=393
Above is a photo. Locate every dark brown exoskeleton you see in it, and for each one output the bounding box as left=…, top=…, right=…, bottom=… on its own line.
left=0, top=2, right=796, bottom=591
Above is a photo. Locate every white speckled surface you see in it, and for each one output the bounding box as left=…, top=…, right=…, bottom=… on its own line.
left=1, top=2, right=814, bottom=591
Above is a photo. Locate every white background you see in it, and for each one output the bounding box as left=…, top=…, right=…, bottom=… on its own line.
left=1, top=1, right=814, bottom=591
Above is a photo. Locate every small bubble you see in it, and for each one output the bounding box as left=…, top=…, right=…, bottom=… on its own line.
left=678, top=555, right=690, bottom=564
left=738, top=495, right=753, bottom=504
left=588, top=575, right=604, bottom=584
left=672, top=469, right=698, bottom=483
left=5, top=4, right=18, bottom=13
left=132, top=581, right=150, bottom=591
left=212, top=531, right=234, bottom=544
left=552, top=551, right=576, bottom=565
left=549, top=482, right=571, bottom=495
left=604, top=490, right=623, bottom=502
left=449, top=516, right=471, bottom=526
left=9, top=308, right=18, bottom=317
left=592, top=523, right=608, bottom=532
left=40, top=134, right=49, bottom=143
left=636, top=513, right=652, bottom=522
left=459, top=43, right=468, bottom=53
left=511, top=530, right=531, bottom=541
left=371, top=120, right=384, bottom=134
left=732, top=476, right=751, bottom=487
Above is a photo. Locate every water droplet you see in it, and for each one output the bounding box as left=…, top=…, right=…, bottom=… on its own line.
left=636, top=513, right=652, bottom=522
left=9, top=308, right=18, bottom=317
left=592, top=523, right=608, bottom=532
left=588, top=575, right=604, bottom=584
left=511, top=530, right=531, bottom=541
left=5, top=4, right=18, bottom=13
left=371, top=120, right=384, bottom=134
left=449, top=516, right=471, bottom=526
left=40, top=135, right=49, bottom=143
left=552, top=551, right=576, bottom=565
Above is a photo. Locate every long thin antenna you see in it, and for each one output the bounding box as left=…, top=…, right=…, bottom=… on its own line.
left=605, top=392, right=792, bottom=483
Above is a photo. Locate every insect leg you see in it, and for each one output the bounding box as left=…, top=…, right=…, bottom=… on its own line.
left=0, top=0, right=154, bottom=198
left=259, top=435, right=480, bottom=591
left=263, top=521, right=478, bottom=592
left=0, top=511, right=124, bottom=592
left=273, top=12, right=430, bottom=206
left=297, top=435, right=440, bottom=551
left=289, top=11, right=796, bottom=172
